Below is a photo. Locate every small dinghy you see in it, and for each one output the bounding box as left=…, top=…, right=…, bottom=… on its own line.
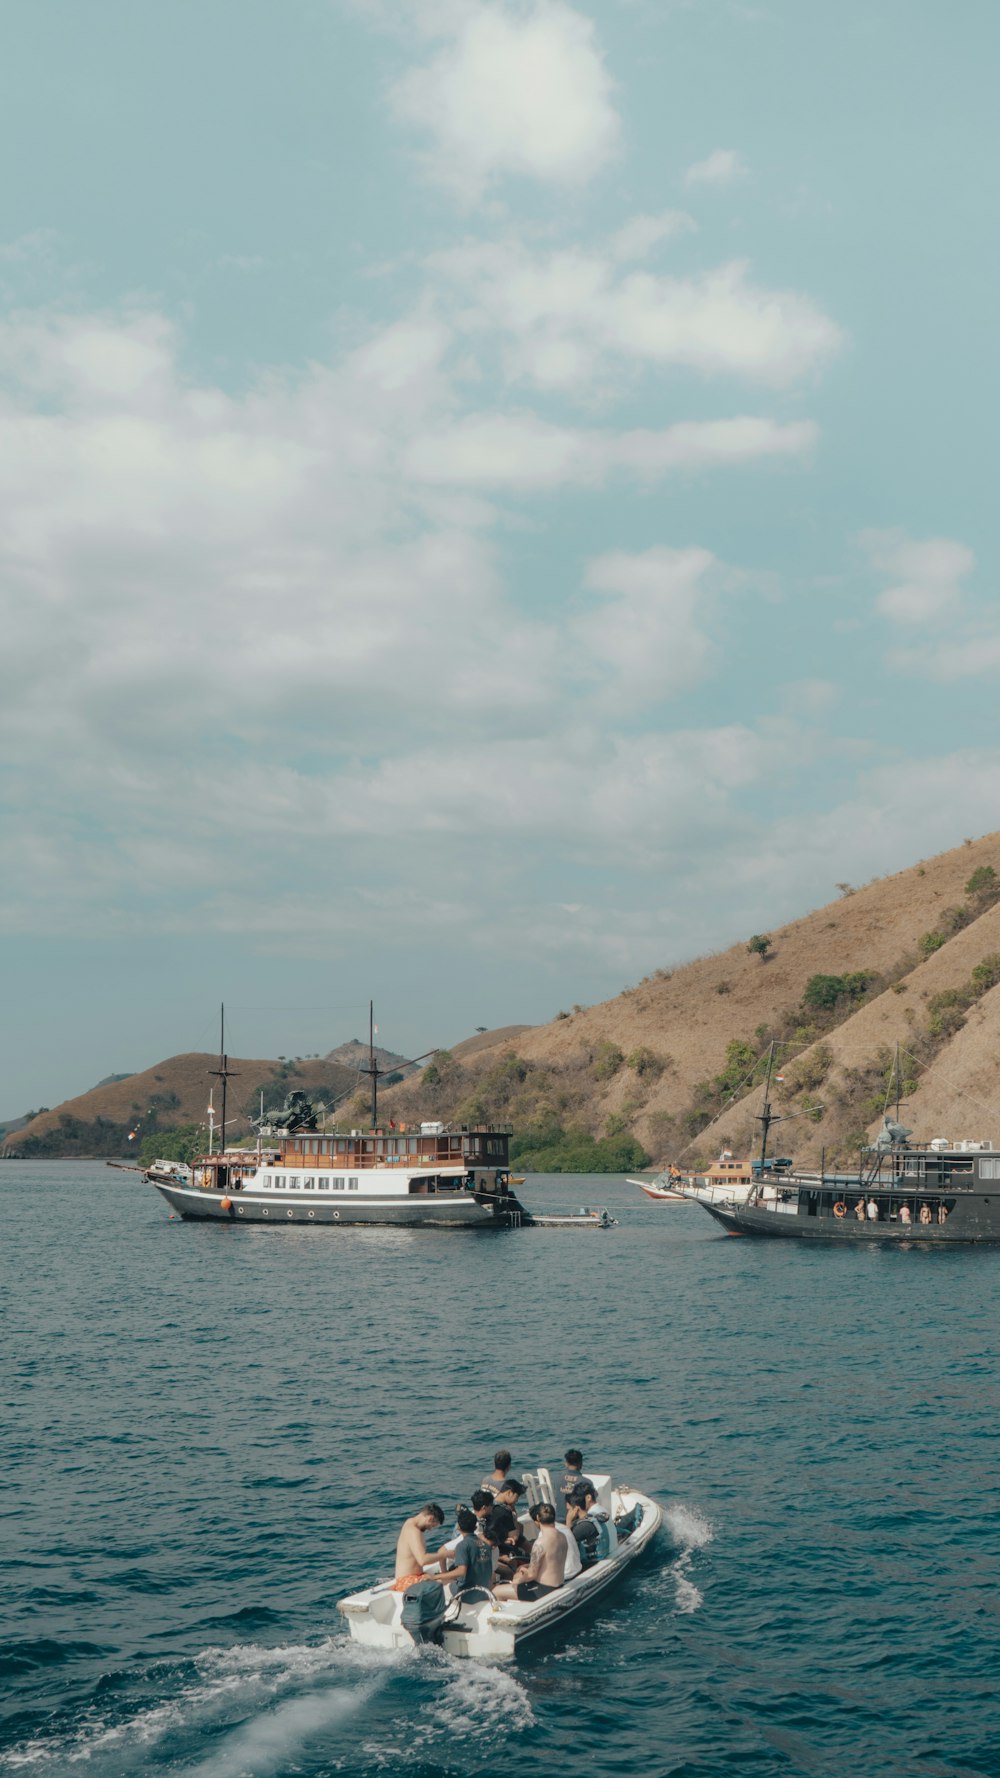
left=337, top=1472, right=661, bottom=1660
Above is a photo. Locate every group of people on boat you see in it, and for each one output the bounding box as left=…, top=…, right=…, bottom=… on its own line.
left=851, top=1196, right=947, bottom=1224
left=393, top=1447, right=621, bottom=1604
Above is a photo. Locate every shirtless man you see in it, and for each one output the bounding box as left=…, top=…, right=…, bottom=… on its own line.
left=494, top=1503, right=567, bottom=1601
left=394, top=1502, right=447, bottom=1583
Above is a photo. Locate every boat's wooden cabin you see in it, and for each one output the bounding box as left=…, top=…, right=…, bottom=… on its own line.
left=701, top=1150, right=754, bottom=1186
left=188, top=1123, right=513, bottom=1196
left=278, top=1123, right=512, bottom=1173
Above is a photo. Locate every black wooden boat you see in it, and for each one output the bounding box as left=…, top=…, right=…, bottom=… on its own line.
left=698, top=1138, right=1000, bottom=1242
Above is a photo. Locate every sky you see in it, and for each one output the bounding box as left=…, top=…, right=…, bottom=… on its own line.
left=3, top=0, right=1000, bottom=1112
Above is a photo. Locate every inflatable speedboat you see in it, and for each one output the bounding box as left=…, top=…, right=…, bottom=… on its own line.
left=337, top=1472, right=661, bottom=1660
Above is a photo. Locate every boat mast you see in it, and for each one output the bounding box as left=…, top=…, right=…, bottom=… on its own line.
left=369, top=1000, right=377, bottom=1128
left=895, top=1041, right=901, bottom=1125
left=209, top=1002, right=238, bottom=1155
left=758, top=1040, right=777, bottom=1168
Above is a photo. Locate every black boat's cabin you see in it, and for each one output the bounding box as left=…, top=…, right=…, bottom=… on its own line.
left=753, top=1139, right=999, bottom=1231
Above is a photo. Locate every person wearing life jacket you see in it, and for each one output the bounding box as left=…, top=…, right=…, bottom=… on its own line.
left=567, top=1482, right=616, bottom=1566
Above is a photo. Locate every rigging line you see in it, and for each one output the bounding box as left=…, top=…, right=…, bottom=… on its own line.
left=670, top=1040, right=802, bottom=1162
left=897, top=1045, right=1000, bottom=1125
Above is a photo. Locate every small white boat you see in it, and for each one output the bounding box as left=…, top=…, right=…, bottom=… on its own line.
left=338, top=1473, right=661, bottom=1660
left=629, top=1171, right=689, bottom=1202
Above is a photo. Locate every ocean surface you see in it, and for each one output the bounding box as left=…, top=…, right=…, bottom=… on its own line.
left=3, top=1161, right=998, bottom=1778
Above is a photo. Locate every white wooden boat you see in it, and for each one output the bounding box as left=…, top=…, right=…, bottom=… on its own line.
left=147, top=1120, right=528, bottom=1228
left=337, top=1474, right=661, bottom=1659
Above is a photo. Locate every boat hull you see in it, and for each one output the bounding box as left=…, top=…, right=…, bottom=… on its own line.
left=628, top=1178, right=689, bottom=1202
left=701, top=1197, right=1000, bottom=1242
left=151, top=1179, right=522, bottom=1228
left=338, top=1488, right=661, bottom=1659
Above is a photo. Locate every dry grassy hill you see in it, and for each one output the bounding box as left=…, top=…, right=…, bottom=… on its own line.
left=12, top=833, right=1000, bottom=1166
left=6, top=1053, right=361, bottom=1158
left=378, top=832, right=1000, bottom=1166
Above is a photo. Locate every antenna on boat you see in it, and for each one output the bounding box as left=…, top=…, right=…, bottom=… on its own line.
left=208, top=1002, right=239, bottom=1154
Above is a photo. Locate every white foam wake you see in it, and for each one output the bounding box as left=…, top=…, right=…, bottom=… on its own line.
left=0, top=1636, right=405, bottom=1773
left=662, top=1502, right=714, bottom=1615
left=186, top=1677, right=380, bottom=1778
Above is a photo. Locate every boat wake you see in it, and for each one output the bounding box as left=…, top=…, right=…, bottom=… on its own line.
left=662, top=1503, right=714, bottom=1615
left=0, top=1632, right=533, bottom=1775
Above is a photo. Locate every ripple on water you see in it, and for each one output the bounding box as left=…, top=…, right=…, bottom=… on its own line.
left=2, top=1163, right=998, bottom=1778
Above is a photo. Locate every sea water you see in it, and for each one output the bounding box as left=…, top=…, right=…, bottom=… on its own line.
left=2, top=1162, right=997, bottom=1778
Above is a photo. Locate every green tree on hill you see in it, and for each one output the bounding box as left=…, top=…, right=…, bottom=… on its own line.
left=138, top=1124, right=203, bottom=1166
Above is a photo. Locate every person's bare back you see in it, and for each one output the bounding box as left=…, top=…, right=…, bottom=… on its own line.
left=493, top=1503, right=567, bottom=1600
left=530, top=1522, right=568, bottom=1589
left=395, top=1505, right=445, bottom=1580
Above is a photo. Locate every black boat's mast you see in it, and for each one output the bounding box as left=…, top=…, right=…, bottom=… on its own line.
left=758, top=1040, right=777, bottom=1168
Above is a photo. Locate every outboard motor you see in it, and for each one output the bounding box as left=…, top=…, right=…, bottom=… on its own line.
left=400, top=1579, right=449, bottom=1644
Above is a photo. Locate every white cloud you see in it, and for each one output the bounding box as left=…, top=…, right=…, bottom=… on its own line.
left=864, top=528, right=975, bottom=625
left=578, top=546, right=721, bottom=703
left=608, top=210, right=696, bottom=262
left=0, top=290, right=827, bottom=956
left=429, top=239, right=843, bottom=389
left=683, top=148, right=748, bottom=188
left=390, top=2, right=620, bottom=199
left=405, top=411, right=816, bottom=487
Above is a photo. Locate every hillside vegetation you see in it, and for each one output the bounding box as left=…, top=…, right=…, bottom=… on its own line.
left=10, top=834, right=1000, bottom=1167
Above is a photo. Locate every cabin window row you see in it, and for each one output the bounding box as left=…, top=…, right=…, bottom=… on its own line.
left=293, top=1136, right=469, bottom=1156
left=262, top=1174, right=360, bottom=1191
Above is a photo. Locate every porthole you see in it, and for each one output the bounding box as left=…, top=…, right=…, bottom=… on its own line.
left=333, top=1210, right=340, bottom=1220
left=287, top=1208, right=294, bottom=1217
left=262, top=1207, right=269, bottom=1216
left=308, top=1209, right=315, bottom=1219
left=237, top=1206, right=245, bottom=1215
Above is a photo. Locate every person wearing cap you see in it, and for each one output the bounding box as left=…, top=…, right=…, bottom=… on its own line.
left=486, top=1497, right=530, bottom=1583
left=493, top=1477, right=526, bottom=1515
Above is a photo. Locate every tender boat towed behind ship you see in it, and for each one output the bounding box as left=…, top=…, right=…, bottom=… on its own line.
left=629, top=1151, right=757, bottom=1205
left=338, top=1468, right=662, bottom=1660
